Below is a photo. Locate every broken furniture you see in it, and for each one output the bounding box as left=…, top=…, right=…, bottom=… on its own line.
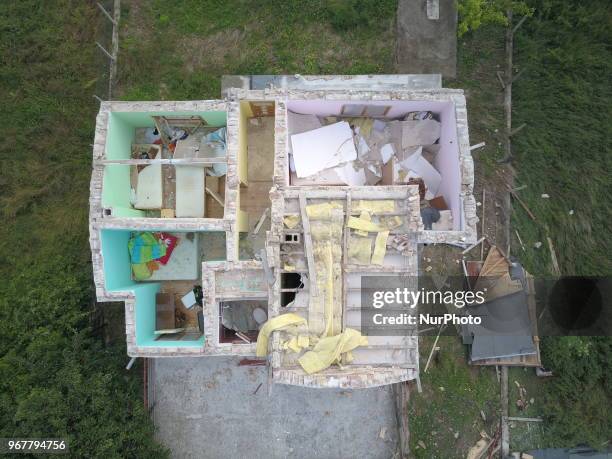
left=155, top=293, right=183, bottom=335
left=463, top=246, right=542, bottom=366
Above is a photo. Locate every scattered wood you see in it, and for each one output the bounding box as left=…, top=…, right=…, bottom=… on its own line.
left=252, top=382, right=263, bottom=395
left=546, top=236, right=561, bottom=275
left=515, top=229, right=525, bottom=251
left=424, top=325, right=444, bottom=373
left=496, top=71, right=506, bottom=89
left=481, top=188, right=486, bottom=260
left=508, top=187, right=537, bottom=221
left=462, top=237, right=485, bottom=255
left=511, top=184, right=527, bottom=192
left=394, top=382, right=411, bottom=458
left=252, top=208, right=269, bottom=235
left=507, top=416, right=543, bottom=422
left=470, top=142, right=486, bottom=151
left=501, top=366, right=510, bottom=457
left=238, top=358, right=266, bottom=366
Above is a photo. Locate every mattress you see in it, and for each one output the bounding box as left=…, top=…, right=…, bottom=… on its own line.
left=134, top=164, right=163, bottom=210
left=175, top=165, right=205, bottom=218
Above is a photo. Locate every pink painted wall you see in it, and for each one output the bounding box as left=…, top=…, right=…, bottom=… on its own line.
left=287, top=100, right=462, bottom=230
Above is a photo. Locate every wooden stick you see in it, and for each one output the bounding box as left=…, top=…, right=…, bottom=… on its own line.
left=511, top=184, right=527, bottom=192
left=462, top=237, right=485, bottom=255
left=481, top=188, right=486, bottom=260
left=205, top=187, right=225, bottom=208
left=507, top=416, right=543, bottom=422
left=515, top=229, right=525, bottom=251
left=470, top=141, right=486, bottom=151
left=424, top=326, right=444, bottom=373
left=510, top=123, right=527, bottom=137
left=496, top=71, right=506, bottom=89
left=299, top=193, right=318, bottom=299
left=547, top=236, right=561, bottom=275
left=508, top=188, right=537, bottom=221
left=501, top=365, right=510, bottom=457
left=252, top=208, right=269, bottom=235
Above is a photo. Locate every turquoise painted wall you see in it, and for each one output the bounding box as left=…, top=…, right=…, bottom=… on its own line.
left=100, top=229, right=204, bottom=347
left=101, top=110, right=226, bottom=218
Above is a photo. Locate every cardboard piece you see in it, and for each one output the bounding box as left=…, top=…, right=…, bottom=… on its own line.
left=291, top=122, right=357, bottom=178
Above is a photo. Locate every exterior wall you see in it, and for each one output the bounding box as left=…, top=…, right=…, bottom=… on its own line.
left=89, top=84, right=478, bottom=365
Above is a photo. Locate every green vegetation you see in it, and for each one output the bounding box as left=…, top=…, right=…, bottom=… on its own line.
left=540, top=337, right=611, bottom=449
left=409, top=337, right=500, bottom=459
left=511, top=0, right=612, bottom=276
left=1, top=0, right=609, bottom=456
left=118, top=0, right=397, bottom=100
left=457, top=0, right=533, bottom=36
left=0, top=1, right=168, bottom=456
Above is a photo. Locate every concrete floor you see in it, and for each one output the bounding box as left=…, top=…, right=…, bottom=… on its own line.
left=150, top=357, right=399, bottom=459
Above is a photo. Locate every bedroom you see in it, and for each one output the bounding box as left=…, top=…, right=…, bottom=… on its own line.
left=100, top=229, right=226, bottom=347
left=100, top=110, right=228, bottom=219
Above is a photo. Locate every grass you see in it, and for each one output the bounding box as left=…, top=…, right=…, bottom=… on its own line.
left=117, top=0, right=398, bottom=100
left=510, top=0, right=612, bottom=276
left=409, top=337, right=500, bottom=458
left=1, top=0, right=609, bottom=455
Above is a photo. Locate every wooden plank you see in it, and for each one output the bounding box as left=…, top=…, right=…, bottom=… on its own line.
left=547, top=236, right=561, bottom=275
left=205, top=186, right=225, bottom=208
left=299, top=193, right=318, bottom=299
left=394, top=382, right=411, bottom=459
left=501, top=365, right=510, bottom=457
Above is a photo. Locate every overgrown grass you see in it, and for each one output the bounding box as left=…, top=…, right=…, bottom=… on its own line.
left=511, top=0, right=612, bottom=276
left=0, top=1, right=168, bottom=456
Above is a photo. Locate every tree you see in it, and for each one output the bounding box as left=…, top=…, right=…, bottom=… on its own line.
left=457, top=0, right=533, bottom=36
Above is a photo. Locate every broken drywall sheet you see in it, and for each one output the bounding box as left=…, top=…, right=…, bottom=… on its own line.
left=401, top=119, right=441, bottom=148
left=290, top=121, right=357, bottom=177
left=396, top=147, right=442, bottom=199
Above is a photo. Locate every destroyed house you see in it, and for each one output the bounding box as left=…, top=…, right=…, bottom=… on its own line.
left=89, top=75, right=478, bottom=389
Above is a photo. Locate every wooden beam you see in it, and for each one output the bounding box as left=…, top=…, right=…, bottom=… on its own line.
left=501, top=365, right=510, bottom=457
left=462, top=236, right=485, bottom=255
left=507, top=416, right=543, bottom=422
left=298, top=193, right=318, bottom=299
left=480, top=188, right=486, bottom=260
left=547, top=236, right=561, bottom=275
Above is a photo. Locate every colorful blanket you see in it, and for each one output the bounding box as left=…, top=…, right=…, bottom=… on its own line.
left=128, top=232, right=167, bottom=264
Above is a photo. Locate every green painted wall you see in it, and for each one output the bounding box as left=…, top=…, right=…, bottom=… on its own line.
left=100, top=229, right=204, bottom=348
left=101, top=110, right=226, bottom=217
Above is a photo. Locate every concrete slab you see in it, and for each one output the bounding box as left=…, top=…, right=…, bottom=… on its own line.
left=150, top=357, right=399, bottom=458
left=396, top=0, right=457, bottom=78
